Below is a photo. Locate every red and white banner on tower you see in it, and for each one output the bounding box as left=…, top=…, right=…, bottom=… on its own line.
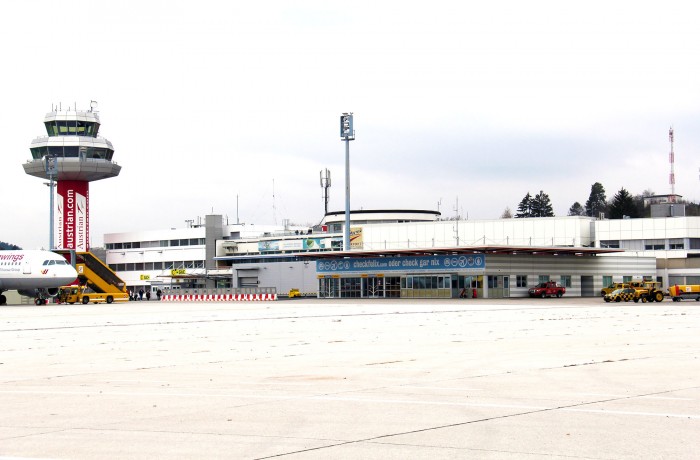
left=56, top=181, right=90, bottom=252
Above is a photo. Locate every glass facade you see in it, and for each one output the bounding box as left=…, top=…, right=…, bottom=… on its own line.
left=30, top=145, right=114, bottom=160
left=45, top=120, right=99, bottom=137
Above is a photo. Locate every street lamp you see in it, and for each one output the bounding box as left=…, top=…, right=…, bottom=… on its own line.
left=340, top=113, right=355, bottom=250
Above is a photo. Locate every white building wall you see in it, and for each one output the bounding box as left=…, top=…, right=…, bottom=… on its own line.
left=360, top=216, right=593, bottom=250
left=232, top=261, right=317, bottom=295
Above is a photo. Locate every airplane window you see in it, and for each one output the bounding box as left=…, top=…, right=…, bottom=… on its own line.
left=48, top=260, right=55, bottom=265
left=43, top=260, right=49, bottom=265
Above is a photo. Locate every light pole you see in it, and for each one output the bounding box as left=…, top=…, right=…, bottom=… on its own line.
left=340, top=113, right=355, bottom=250
left=43, top=155, right=58, bottom=250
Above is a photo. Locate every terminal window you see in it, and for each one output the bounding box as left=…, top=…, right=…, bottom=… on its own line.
left=560, top=275, right=571, bottom=288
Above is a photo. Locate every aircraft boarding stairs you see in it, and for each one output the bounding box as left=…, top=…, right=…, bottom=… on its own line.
left=57, top=250, right=128, bottom=295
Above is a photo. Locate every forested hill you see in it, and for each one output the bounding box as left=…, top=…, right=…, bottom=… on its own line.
left=0, top=242, right=21, bottom=250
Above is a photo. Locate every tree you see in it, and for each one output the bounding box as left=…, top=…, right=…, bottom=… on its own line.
left=0, top=241, right=21, bottom=250
left=531, top=190, right=554, bottom=217
left=686, top=201, right=700, bottom=216
left=515, top=192, right=532, bottom=218
left=568, top=202, right=585, bottom=216
left=501, top=207, right=513, bottom=219
left=585, top=182, right=607, bottom=217
left=609, top=188, right=638, bottom=219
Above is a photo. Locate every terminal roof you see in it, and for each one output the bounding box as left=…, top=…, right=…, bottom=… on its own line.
left=297, top=246, right=623, bottom=259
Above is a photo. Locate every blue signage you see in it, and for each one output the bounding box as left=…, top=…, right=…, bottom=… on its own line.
left=316, top=255, right=485, bottom=274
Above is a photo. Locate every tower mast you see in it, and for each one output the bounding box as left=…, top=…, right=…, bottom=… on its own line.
left=669, top=127, right=676, bottom=202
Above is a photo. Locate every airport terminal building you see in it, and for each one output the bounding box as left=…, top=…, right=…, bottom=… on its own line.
left=103, top=210, right=700, bottom=299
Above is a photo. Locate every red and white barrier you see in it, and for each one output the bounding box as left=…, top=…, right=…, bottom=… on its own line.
left=161, top=293, right=277, bottom=302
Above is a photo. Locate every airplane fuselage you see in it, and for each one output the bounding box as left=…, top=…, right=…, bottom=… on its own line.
left=0, top=250, right=78, bottom=299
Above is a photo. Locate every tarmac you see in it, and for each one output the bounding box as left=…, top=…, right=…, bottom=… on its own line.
left=0, top=297, right=699, bottom=459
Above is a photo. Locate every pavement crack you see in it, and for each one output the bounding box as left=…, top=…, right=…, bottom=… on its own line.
left=254, top=385, right=700, bottom=459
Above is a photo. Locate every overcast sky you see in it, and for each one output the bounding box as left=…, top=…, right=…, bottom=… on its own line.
left=2, top=1, right=699, bottom=250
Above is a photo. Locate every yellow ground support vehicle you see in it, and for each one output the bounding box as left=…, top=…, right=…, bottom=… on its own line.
left=632, top=281, right=665, bottom=303
left=58, top=285, right=129, bottom=305
left=600, top=283, right=628, bottom=297
left=669, top=284, right=700, bottom=302
left=54, top=250, right=130, bottom=305
left=604, top=288, right=638, bottom=303
left=288, top=288, right=301, bottom=298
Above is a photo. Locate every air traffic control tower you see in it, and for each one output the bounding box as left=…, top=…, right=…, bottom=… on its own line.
left=23, top=103, right=121, bottom=251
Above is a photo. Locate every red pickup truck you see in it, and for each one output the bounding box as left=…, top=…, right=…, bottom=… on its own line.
left=528, top=281, right=565, bottom=298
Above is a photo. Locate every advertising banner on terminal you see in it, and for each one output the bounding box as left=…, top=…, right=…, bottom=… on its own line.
left=316, top=254, right=485, bottom=274
left=258, top=238, right=326, bottom=252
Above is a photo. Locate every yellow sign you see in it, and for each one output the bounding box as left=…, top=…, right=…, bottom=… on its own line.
left=140, top=274, right=150, bottom=280
left=171, top=269, right=186, bottom=276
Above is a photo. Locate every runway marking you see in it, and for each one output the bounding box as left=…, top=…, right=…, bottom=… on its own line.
left=0, top=389, right=697, bottom=419
left=400, top=386, right=485, bottom=391
left=579, top=392, right=694, bottom=401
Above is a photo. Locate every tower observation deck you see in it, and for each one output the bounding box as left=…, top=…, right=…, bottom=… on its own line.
left=23, top=104, right=121, bottom=251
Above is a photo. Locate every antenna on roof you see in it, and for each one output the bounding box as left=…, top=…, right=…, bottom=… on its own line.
left=669, top=126, right=676, bottom=202
left=320, top=168, right=331, bottom=215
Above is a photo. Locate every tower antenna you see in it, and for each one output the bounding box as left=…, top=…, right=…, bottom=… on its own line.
left=669, top=127, right=676, bottom=202
left=272, top=179, right=277, bottom=225
left=320, top=168, right=331, bottom=215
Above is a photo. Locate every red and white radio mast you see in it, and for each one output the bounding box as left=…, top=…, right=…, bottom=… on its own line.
left=669, top=127, right=676, bottom=202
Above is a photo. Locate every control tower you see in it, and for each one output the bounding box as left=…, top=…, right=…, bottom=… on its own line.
left=23, top=103, right=121, bottom=251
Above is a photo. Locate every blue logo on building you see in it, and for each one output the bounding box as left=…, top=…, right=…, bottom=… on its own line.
left=316, top=254, right=485, bottom=273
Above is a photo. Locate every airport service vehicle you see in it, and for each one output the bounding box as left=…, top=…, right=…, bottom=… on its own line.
left=288, top=288, right=301, bottom=298
left=668, top=284, right=700, bottom=302
left=604, top=288, right=638, bottom=303
left=632, top=281, right=665, bottom=303
left=0, top=250, right=78, bottom=305
left=54, top=250, right=129, bottom=305
left=58, top=284, right=129, bottom=304
left=600, top=283, right=628, bottom=297
left=528, top=281, right=565, bottom=298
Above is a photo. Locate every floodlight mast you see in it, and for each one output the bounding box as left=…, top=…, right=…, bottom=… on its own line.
left=44, top=155, right=58, bottom=249
left=340, top=113, right=355, bottom=251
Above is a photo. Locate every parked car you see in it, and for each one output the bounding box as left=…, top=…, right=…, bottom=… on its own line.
left=600, top=282, right=628, bottom=297
left=528, top=281, right=565, bottom=298
left=603, top=287, right=638, bottom=303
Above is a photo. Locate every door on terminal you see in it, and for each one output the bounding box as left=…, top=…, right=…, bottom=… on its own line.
left=318, top=277, right=340, bottom=298
left=487, top=275, right=510, bottom=298
left=363, top=276, right=383, bottom=298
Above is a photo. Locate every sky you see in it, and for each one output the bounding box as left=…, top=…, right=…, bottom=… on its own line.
left=2, top=0, right=699, bottom=250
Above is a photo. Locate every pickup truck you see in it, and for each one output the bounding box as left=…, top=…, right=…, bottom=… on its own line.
left=528, top=281, right=565, bottom=298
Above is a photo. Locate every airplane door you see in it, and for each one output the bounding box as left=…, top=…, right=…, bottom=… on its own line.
left=23, top=259, right=31, bottom=274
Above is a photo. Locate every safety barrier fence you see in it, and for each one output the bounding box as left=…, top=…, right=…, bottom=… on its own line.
left=160, top=287, right=277, bottom=302
left=162, top=293, right=277, bottom=302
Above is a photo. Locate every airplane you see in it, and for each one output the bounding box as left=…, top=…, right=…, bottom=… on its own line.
left=0, top=250, right=78, bottom=306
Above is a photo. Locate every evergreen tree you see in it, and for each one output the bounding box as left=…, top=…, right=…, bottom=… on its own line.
left=585, top=182, right=607, bottom=217
left=568, top=201, right=585, bottom=216
left=501, top=206, right=513, bottom=219
left=531, top=190, right=554, bottom=217
left=609, top=188, right=638, bottom=219
left=0, top=241, right=21, bottom=250
left=515, top=192, right=532, bottom=218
